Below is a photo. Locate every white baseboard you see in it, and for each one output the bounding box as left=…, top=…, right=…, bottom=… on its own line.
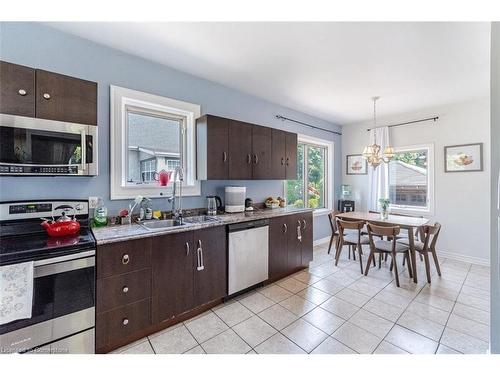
left=314, top=236, right=331, bottom=247
left=438, top=250, right=490, bottom=267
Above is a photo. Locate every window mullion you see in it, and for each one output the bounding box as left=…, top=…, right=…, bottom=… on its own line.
left=304, top=144, right=309, bottom=208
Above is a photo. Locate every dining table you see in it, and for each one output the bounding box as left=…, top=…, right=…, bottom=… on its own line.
left=335, top=211, right=430, bottom=283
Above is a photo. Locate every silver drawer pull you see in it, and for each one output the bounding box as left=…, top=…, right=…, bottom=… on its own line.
left=185, top=242, right=190, bottom=256
left=122, top=318, right=129, bottom=326
left=122, top=254, right=130, bottom=265
left=302, top=219, right=307, bottom=229
left=197, top=240, right=205, bottom=271
left=18, top=89, right=27, bottom=96
left=122, top=286, right=129, bottom=293
left=43, top=93, right=51, bottom=100
left=283, top=223, right=287, bottom=233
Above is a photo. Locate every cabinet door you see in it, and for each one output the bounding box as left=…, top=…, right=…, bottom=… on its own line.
left=0, top=61, right=35, bottom=117
left=228, top=120, right=253, bottom=180
left=194, top=226, right=227, bottom=306
left=286, top=214, right=303, bottom=272
left=285, top=132, right=298, bottom=180
left=205, top=115, right=229, bottom=179
left=252, top=125, right=272, bottom=179
left=151, top=232, right=194, bottom=324
left=35, top=69, right=97, bottom=125
left=271, top=129, right=286, bottom=179
left=300, top=212, right=314, bottom=267
left=268, top=216, right=288, bottom=280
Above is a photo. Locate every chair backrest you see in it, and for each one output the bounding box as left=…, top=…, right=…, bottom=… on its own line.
left=336, top=219, right=365, bottom=244
left=328, top=211, right=339, bottom=233
left=366, top=222, right=400, bottom=237
left=421, top=222, right=441, bottom=250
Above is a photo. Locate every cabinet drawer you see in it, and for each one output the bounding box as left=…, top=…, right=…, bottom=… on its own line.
left=96, top=298, right=151, bottom=350
left=97, top=238, right=152, bottom=279
left=97, top=268, right=151, bottom=313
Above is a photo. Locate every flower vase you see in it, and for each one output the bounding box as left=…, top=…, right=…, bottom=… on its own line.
left=381, top=208, right=389, bottom=220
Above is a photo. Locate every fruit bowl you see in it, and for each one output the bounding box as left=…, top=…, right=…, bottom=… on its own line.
left=265, top=201, right=279, bottom=209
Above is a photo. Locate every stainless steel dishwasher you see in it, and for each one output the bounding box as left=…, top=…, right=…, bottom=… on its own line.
left=228, top=219, right=269, bottom=295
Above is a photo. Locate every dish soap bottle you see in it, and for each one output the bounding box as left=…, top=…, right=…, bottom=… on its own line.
left=94, top=198, right=108, bottom=227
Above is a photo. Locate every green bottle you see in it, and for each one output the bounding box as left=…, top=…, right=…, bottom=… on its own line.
left=93, top=198, right=108, bottom=227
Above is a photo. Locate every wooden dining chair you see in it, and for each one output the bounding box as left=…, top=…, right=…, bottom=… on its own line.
left=364, top=223, right=413, bottom=287
left=327, top=211, right=340, bottom=255
left=335, top=219, right=370, bottom=273
left=397, top=222, right=442, bottom=283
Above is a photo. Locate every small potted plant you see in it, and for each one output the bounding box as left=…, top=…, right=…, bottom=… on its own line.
left=378, top=198, right=390, bottom=220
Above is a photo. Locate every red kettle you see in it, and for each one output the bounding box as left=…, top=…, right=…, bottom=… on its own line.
left=41, top=205, right=81, bottom=237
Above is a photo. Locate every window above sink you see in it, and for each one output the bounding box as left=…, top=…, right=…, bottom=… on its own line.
left=110, top=86, right=201, bottom=200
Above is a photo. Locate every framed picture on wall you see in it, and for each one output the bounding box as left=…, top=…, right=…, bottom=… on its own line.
left=346, top=154, right=368, bottom=175
left=444, top=143, right=483, bottom=172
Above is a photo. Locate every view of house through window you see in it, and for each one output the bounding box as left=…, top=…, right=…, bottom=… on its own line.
left=127, top=111, right=182, bottom=184
left=388, top=148, right=428, bottom=208
left=286, top=142, right=327, bottom=209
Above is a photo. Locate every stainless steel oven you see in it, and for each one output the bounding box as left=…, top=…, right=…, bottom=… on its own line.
left=0, top=251, right=95, bottom=354
left=0, top=114, right=98, bottom=176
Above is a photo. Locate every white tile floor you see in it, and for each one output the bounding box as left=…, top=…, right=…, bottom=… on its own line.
left=112, top=243, right=490, bottom=354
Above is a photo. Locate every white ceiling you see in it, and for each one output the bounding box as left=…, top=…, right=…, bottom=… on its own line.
left=47, top=22, right=491, bottom=125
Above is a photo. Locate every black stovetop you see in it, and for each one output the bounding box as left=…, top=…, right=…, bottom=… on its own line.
left=0, top=220, right=96, bottom=265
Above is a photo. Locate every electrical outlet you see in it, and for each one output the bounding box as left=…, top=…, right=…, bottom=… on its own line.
left=88, top=197, right=99, bottom=209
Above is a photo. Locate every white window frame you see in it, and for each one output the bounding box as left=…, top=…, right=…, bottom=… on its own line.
left=283, top=133, right=334, bottom=217
left=388, top=143, right=435, bottom=216
left=140, top=158, right=157, bottom=183
left=110, top=85, right=201, bottom=200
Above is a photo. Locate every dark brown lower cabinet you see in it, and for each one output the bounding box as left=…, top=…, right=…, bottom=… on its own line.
left=193, top=226, right=227, bottom=306
left=268, top=212, right=314, bottom=281
left=151, top=231, right=194, bottom=324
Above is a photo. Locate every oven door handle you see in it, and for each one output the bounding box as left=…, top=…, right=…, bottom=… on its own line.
left=34, top=250, right=95, bottom=278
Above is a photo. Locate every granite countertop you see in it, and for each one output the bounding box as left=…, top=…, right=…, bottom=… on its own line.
left=92, top=206, right=314, bottom=245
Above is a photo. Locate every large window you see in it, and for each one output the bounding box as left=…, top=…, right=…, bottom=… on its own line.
left=111, top=86, right=200, bottom=200
left=388, top=144, right=434, bottom=213
left=285, top=136, right=332, bottom=211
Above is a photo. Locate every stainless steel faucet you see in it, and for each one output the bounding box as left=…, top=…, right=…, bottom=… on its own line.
left=168, top=166, right=184, bottom=222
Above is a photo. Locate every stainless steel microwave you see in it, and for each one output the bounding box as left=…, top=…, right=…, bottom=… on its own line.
left=0, top=114, right=98, bottom=176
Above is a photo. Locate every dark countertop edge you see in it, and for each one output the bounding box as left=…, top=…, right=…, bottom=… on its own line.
left=92, top=207, right=314, bottom=245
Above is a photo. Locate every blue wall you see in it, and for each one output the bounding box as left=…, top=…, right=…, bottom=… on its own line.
left=0, top=22, right=342, bottom=240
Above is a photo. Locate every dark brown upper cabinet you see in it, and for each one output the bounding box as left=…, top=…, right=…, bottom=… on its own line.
left=0, top=61, right=36, bottom=117
left=196, top=114, right=298, bottom=180
left=285, top=132, right=298, bottom=180
left=252, top=125, right=272, bottom=179
left=36, top=69, right=97, bottom=125
left=0, top=60, right=97, bottom=125
left=196, top=115, right=229, bottom=180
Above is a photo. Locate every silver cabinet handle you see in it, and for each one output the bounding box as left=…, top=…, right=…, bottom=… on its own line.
left=122, top=254, right=130, bottom=265
left=185, top=242, right=190, bottom=256
left=122, top=286, right=129, bottom=293
left=122, top=318, right=129, bottom=326
left=281, top=157, right=284, bottom=165
left=297, top=224, right=302, bottom=242
left=286, top=157, right=290, bottom=166
left=254, top=154, right=259, bottom=164
left=18, top=89, right=27, bottom=96
left=302, top=219, right=307, bottom=229
left=43, top=93, right=51, bottom=100
left=247, top=154, right=251, bottom=164
left=223, top=152, right=227, bottom=162
left=196, top=240, right=204, bottom=271
left=283, top=223, right=287, bottom=233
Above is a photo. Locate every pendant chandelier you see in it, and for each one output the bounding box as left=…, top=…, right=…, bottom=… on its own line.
left=362, top=96, right=394, bottom=169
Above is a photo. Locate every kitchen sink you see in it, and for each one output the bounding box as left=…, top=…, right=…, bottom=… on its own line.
left=183, top=215, right=222, bottom=224
left=139, top=219, right=185, bottom=230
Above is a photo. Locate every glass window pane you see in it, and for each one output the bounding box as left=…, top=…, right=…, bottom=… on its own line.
left=286, top=144, right=305, bottom=208
left=307, top=146, right=326, bottom=209
left=127, top=111, right=181, bottom=184
left=389, top=150, right=428, bottom=207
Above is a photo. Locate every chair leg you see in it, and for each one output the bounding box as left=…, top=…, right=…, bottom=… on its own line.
left=335, top=240, right=343, bottom=266
left=402, top=256, right=406, bottom=266
left=352, top=245, right=356, bottom=261
left=378, top=253, right=382, bottom=269
left=384, top=253, right=388, bottom=262
left=357, top=243, right=364, bottom=274
left=431, top=249, right=442, bottom=276
left=348, top=245, right=351, bottom=260
left=327, top=234, right=334, bottom=254
left=392, top=253, right=400, bottom=287
left=364, top=252, right=374, bottom=276
left=406, top=252, right=413, bottom=278
left=389, top=257, right=394, bottom=272
left=419, top=253, right=423, bottom=261
left=423, top=251, right=432, bottom=284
